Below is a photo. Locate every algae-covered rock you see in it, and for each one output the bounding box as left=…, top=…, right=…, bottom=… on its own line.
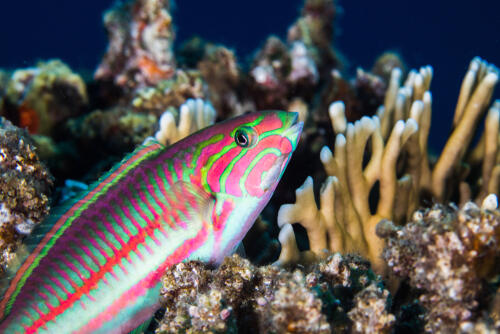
left=4, top=60, right=87, bottom=135
left=0, top=117, right=53, bottom=271
left=157, top=253, right=392, bottom=334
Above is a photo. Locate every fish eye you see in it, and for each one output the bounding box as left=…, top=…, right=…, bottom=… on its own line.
left=234, top=127, right=257, bottom=148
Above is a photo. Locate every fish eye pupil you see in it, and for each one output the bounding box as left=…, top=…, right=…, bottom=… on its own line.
left=235, top=130, right=249, bottom=147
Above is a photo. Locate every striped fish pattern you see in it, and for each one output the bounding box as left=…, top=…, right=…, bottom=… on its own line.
left=0, top=111, right=302, bottom=333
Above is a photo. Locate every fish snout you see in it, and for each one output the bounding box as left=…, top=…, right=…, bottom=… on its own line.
left=280, top=120, right=303, bottom=155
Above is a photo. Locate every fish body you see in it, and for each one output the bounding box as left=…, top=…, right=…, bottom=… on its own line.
left=0, top=111, right=302, bottom=333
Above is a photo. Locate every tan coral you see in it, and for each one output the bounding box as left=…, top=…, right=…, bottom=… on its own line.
left=432, top=58, right=499, bottom=201
left=154, top=98, right=216, bottom=146
left=278, top=101, right=417, bottom=272
left=277, top=57, right=500, bottom=274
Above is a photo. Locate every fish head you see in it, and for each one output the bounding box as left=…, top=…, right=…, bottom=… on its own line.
left=190, top=111, right=302, bottom=263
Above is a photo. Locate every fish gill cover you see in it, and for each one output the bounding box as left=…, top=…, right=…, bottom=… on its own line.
left=0, top=0, right=499, bottom=333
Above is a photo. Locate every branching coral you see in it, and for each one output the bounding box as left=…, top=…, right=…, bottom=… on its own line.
left=95, top=0, right=175, bottom=90
left=278, top=100, right=418, bottom=272
left=377, top=195, right=500, bottom=333
left=277, top=57, right=500, bottom=274
left=3, top=60, right=87, bottom=135
left=155, top=98, right=216, bottom=146
left=0, top=117, right=53, bottom=271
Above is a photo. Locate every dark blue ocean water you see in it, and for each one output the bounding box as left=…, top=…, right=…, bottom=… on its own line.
left=1, top=0, right=499, bottom=150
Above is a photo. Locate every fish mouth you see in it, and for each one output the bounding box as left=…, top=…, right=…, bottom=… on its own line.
left=260, top=114, right=303, bottom=191
left=281, top=112, right=303, bottom=154
left=283, top=121, right=303, bottom=149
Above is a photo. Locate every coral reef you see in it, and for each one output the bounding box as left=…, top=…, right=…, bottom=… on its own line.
left=248, top=36, right=292, bottom=110
left=67, top=106, right=157, bottom=159
left=131, top=70, right=206, bottom=116
left=95, top=0, right=175, bottom=90
left=157, top=253, right=393, bottom=333
left=0, top=0, right=498, bottom=331
left=278, top=99, right=418, bottom=272
left=0, top=117, right=53, bottom=271
left=198, top=44, right=247, bottom=118
left=287, top=0, right=338, bottom=75
left=347, top=284, right=395, bottom=334
left=248, top=38, right=319, bottom=111
left=378, top=196, right=500, bottom=333
left=1, top=60, right=87, bottom=135
left=277, top=57, right=499, bottom=274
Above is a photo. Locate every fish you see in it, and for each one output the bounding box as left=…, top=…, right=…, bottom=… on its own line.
left=0, top=111, right=302, bottom=333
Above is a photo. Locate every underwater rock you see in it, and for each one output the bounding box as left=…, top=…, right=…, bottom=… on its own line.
left=198, top=44, right=248, bottom=118
left=353, top=68, right=387, bottom=117
left=131, top=70, right=206, bottom=116
left=158, top=253, right=390, bottom=333
left=288, top=0, right=338, bottom=77
left=2, top=60, right=87, bottom=136
left=347, top=284, right=395, bottom=334
left=0, top=70, right=8, bottom=98
left=0, top=117, right=53, bottom=271
left=66, top=106, right=157, bottom=164
left=176, top=36, right=209, bottom=69
left=249, top=37, right=319, bottom=111
left=319, top=66, right=389, bottom=124
left=378, top=198, right=500, bottom=333
left=249, top=36, right=292, bottom=110
left=95, top=0, right=175, bottom=91
left=371, top=51, right=407, bottom=84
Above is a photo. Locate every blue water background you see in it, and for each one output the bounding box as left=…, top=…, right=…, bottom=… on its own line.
left=1, top=0, right=499, bottom=151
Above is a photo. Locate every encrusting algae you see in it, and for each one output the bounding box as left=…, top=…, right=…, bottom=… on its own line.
left=0, top=0, right=499, bottom=332
left=0, top=117, right=53, bottom=272
left=158, top=253, right=393, bottom=334
left=378, top=196, right=500, bottom=333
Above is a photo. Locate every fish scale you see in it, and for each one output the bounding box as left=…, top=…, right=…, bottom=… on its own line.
left=0, top=111, right=302, bottom=333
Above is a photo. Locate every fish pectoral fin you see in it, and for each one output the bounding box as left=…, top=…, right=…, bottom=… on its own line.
left=235, top=242, right=246, bottom=257
left=171, top=181, right=215, bottom=227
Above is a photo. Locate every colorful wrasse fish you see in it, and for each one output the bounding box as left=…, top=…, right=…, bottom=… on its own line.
left=0, top=111, right=302, bottom=333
